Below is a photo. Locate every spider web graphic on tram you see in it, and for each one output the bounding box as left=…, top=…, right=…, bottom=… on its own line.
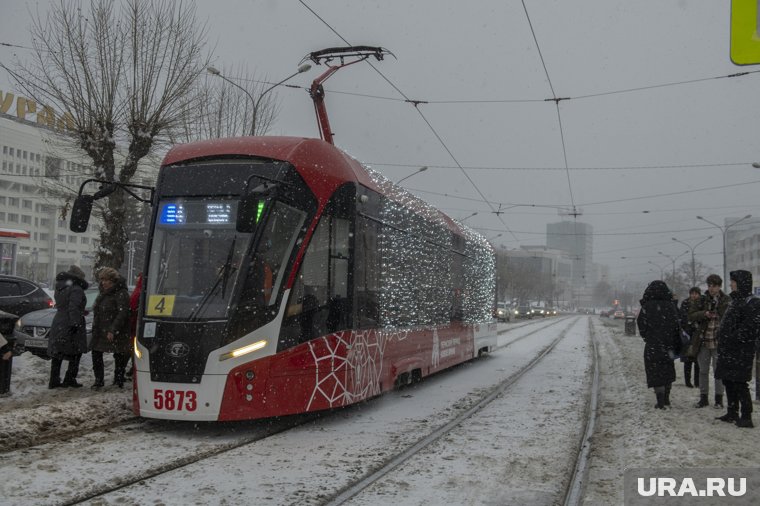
left=306, top=328, right=410, bottom=409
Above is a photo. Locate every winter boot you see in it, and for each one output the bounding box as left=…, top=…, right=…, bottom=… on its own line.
left=714, top=394, right=724, bottom=409
left=695, top=394, right=709, bottom=408
left=684, top=363, right=693, bottom=388
left=736, top=416, right=754, bottom=428
left=92, top=351, right=105, bottom=388
left=655, top=393, right=666, bottom=409
left=716, top=402, right=739, bottom=423
left=49, top=359, right=63, bottom=389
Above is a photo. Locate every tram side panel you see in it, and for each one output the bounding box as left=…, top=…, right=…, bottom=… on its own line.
left=217, top=323, right=478, bottom=421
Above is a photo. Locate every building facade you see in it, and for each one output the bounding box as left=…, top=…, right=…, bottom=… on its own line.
left=546, top=220, right=595, bottom=307
left=726, top=217, right=760, bottom=291
left=0, top=113, right=102, bottom=285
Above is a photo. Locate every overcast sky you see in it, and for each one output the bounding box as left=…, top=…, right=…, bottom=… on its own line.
left=2, top=0, right=759, bottom=287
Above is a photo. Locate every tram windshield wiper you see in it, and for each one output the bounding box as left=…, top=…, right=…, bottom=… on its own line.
left=188, top=236, right=238, bottom=321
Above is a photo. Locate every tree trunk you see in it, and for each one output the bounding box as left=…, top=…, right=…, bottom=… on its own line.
left=97, top=191, right=128, bottom=269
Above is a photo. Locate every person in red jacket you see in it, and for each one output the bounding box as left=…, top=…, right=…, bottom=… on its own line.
left=125, top=272, right=142, bottom=380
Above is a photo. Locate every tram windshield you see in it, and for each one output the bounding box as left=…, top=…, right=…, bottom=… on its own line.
left=146, top=198, right=251, bottom=320
left=145, top=196, right=308, bottom=321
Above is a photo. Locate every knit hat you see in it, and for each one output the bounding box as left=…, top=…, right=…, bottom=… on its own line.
left=67, top=265, right=86, bottom=281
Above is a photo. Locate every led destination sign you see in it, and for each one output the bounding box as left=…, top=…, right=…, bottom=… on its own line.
left=159, top=201, right=234, bottom=225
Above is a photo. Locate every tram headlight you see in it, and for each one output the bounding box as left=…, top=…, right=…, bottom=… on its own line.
left=133, top=336, right=142, bottom=359
left=220, top=339, right=267, bottom=361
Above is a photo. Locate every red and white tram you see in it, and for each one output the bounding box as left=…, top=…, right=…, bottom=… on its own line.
left=72, top=47, right=498, bottom=421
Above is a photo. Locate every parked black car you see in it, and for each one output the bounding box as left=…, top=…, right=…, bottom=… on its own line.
left=0, top=275, right=53, bottom=318
left=0, top=309, right=18, bottom=335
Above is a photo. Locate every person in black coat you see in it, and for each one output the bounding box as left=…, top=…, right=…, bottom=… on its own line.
left=48, top=265, right=89, bottom=388
left=715, top=270, right=760, bottom=428
left=637, top=280, right=682, bottom=409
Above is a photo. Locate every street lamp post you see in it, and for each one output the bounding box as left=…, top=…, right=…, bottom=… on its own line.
left=207, top=64, right=311, bottom=135
left=395, top=166, right=428, bottom=185
left=696, top=214, right=752, bottom=286
left=672, top=236, right=713, bottom=287
left=657, top=250, right=689, bottom=280
left=647, top=260, right=666, bottom=280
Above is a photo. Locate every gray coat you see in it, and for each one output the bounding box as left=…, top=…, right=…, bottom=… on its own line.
left=48, top=272, right=89, bottom=358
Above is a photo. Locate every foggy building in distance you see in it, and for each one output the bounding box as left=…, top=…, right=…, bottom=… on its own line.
left=546, top=220, right=595, bottom=308
left=726, top=217, right=760, bottom=292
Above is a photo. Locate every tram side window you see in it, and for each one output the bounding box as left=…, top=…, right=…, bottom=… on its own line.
left=279, top=212, right=351, bottom=350
left=450, top=251, right=465, bottom=322
left=354, top=216, right=379, bottom=328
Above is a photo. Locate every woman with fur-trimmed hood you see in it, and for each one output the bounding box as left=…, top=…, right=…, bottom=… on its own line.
left=48, top=265, right=89, bottom=388
left=637, top=280, right=682, bottom=409
left=91, top=267, right=131, bottom=389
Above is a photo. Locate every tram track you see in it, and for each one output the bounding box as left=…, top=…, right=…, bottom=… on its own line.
left=54, top=317, right=573, bottom=505
left=2, top=315, right=590, bottom=505
left=0, top=317, right=559, bottom=457
left=321, top=315, right=596, bottom=505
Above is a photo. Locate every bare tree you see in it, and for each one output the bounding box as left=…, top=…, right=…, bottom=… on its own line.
left=175, top=66, right=280, bottom=141
left=5, top=0, right=210, bottom=269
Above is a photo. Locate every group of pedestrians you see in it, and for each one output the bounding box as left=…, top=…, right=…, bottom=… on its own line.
left=47, top=265, right=139, bottom=390
left=637, top=270, right=760, bottom=428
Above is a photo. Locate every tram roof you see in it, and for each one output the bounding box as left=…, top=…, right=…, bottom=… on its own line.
left=162, top=136, right=375, bottom=188
left=162, top=136, right=480, bottom=240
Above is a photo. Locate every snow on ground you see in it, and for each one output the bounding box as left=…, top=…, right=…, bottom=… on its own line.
left=0, top=352, right=133, bottom=452
left=1, top=316, right=759, bottom=506
left=583, top=318, right=760, bottom=505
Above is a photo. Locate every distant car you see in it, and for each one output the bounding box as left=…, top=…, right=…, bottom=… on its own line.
left=14, top=288, right=99, bottom=359
left=515, top=306, right=532, bottom=319
left=531, top=307, right=546, bottom=317
left=495, top=302, right=512, bottom=322
left=545, top=308, right=557, bottom=316
left=0, top=275, right=53, bottom=318
left=613, top=310, right=625, bottom=319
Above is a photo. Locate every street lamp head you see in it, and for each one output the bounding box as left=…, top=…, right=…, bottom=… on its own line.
left=752, top=162, right=760, bottom=168
left=419, top=166, right=428, bottom=173
left=297, top=63, right=312, bottom=73
left=743, top=214, right=752, bottom=220
left=206, top=66, right=221, bottom=76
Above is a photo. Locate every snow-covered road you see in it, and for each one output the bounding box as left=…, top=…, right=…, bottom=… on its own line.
left=2, top=315, right=759, bottom=505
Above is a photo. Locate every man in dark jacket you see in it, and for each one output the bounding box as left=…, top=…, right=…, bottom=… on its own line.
left=637, top=280, right=682, bottom=409
left=715, top=270, right=760, bottom=428
left=48, top=265, right=89, bottom=388
left=679, top=287, right=701, bottom=388
left=688, top=274, right=731, bottom=408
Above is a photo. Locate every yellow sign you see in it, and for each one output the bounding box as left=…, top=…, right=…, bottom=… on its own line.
left=0, top=89, right=75, bottom=131
left=731, top=0, right=760, bottom=65
left=146, top=295, right=176, bottom=316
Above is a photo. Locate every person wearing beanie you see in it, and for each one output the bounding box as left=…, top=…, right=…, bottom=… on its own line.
left=715, top=270, right=760, bottom=428
left=688, top=274, right=730, bottom=408
left=48, top=265, right=90, bottom=388
left=637, top=280, right=682, bottom=410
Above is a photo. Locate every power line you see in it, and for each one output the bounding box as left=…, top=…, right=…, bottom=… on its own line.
left=297, top=0, right=520, bottom=242
left=367, top=161, right=753, bottom=171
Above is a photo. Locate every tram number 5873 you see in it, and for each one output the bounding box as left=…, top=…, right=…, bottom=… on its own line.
left=153, top=389, right=197, bottom=411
